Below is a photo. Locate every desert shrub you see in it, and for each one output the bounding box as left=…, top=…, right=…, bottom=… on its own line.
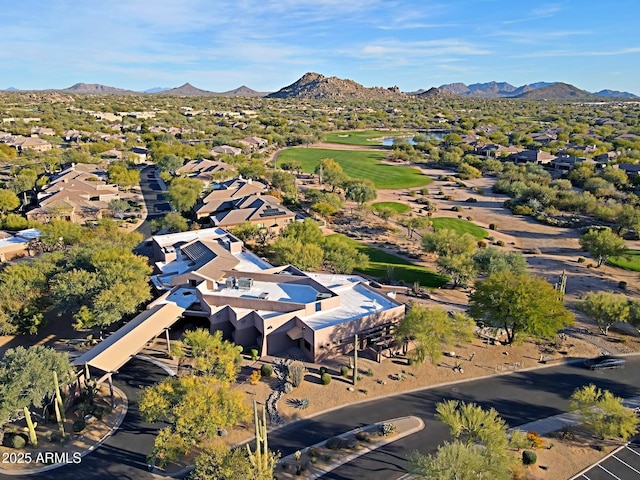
left=443, top=195, right=455, bottom=201
left=260, top=364, right=273, bottom=377
left=513, top=205, right=533, bottom=216
left=366, top=368, right=374, bottom=377
left=465, top=197, right=478, bottom=203
left=419, top=188, right=430, bottom=195
left=471, top=187, right=484, bottom=194
left=340, top=365, right=349, bottom=377
left=477, top=240, right=487, bottom=248
left=466, top=216, right=473, bottom=221
left=250, top=348, right=259, bottom=361
left=283, top=382, right=293, bottom=394
left=289, top=361, right=306, bottom=387
left=308, top=447, right=321, bottom=458
left=325, top=437, right=343, bottom=450
left=72, top=420, right=86, bottom=433
left=380, top=422, right=397, bottom=436
left=92, top=406, right=105, bottom=420
left=408, top=190, right=417, bottom=197
left=489, top=223, right=497, bottom=230
left=321, top=373, right=332, bottom=385
left=356, top=431, right=372, bottom=442
left=619, top=281, right=627, bottom=290
left=10, top=434, right=27, bottom=449
left=452, top=206, right=462, bottom=212
left=522, top=450, right=537, bottom=465
left=249, top=369, right=261, bottom=385
left=496, top=240, right=505, bottom=247
left=341, top=437, right=358, bottom=449
left=319, top=366, right=328, bottom=375
left=577, top=257, right=585, bottom=263
left=526, top=431, right=545, bottom=449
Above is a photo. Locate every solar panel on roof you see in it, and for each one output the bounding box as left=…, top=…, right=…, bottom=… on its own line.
left=181, top=241, right=216, bottom=264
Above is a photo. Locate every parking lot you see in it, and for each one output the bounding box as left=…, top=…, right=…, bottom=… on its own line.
left=572, top=442, right=640, bottom=480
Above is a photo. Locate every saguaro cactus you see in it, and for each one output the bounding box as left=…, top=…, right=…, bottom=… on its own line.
left=24, top=407, right=37, bottom=447
left=246, top=401, right=275, bottom=479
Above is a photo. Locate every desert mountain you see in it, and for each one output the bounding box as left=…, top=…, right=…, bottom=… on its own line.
left=61, top=83, right=136, bottom=94
left=218, top=85, right=267, bottom=97
left=467, top=81, right=517, bottom=96
left=416, top=87, right=456, bottom=98
left=513, top=82, right=594, bottom=99
left=594, top=89, right=639, bottom=99
left=143, top=87, right=170, bottom=93
left=267, top=72, right=404, bottom=100
left=156, top=83, right=215, bottom=96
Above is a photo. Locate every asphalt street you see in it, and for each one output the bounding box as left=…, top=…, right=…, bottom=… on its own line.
left=134, top=165, right=171, bottom=240
left=1, top=357, right=638, bottom=480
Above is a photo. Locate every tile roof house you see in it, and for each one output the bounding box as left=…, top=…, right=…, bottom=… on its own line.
left=237, top=136, right=268, bottom=153
left=511, top=149, right=556, bottom=165
left=176, top=159, right=234, bottom=185
left=210, top=195, right=295, bottom=231
left=194, top=177, right=266, bottom=220
left=2, top=135, right=53, bottom=152
left=210, top=145, right=243, bottom=156
left=26, top=164, right=120, bottom=223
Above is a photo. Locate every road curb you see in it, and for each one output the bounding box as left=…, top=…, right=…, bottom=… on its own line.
left=0, top=386, right=128, bottom=476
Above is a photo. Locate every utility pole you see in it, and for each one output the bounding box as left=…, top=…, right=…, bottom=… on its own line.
left=353, top=334, right=358, bottom=386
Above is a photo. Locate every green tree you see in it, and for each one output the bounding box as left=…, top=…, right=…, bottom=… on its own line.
left=469, top=271, right=574, bottom=344
left=472, top=248, right=528, bottom=276
left=410, top=400, right=517, bottom=480
left=315, top=158, right=346, bottom=191
left=576, top=291, right=630, bottom=335
left=270, top=170, right=297, bottom=197
left=436, top=253, right=476, bottom=288
left=615, top=204, right=640, bottom=236
left=177, top=329, right=242, bottom=382
left=107, top=163, right=140, bottom=189
left=0, top=189, right=20, bottom=214
left=166, top=177, right=203, bottom=212
left=579, top=228, right=627, bottom=267
left=156, top=154, right=184, bottom=174
left=399, top=216, right=431, bottom=239
left=344, top=179, right=377, bottom=207
left=375, top=205, right=396, bottom=223
left=570, top=384, right=639, bottom=441
left=422, top=229, right=477, bottom=257
left=108, top=199, right=131, bottom=220
left=158, top=212, right=189, bottom=233
left=321, top=236, right=369, bottom=274
left=395, top=305, right=473, bottom=364
left=229, top=221, right=260, bottom=242
left=0, top=346, right=73, bottom=424
left=140, top=375, right=250, bottom=466
left=279, top=160, right=302, bottom=174
left=311, top=201, right=339, bottom=217
left=190, top=443, right=255, bottom=480
left=280, top=218, right=323, bottom=245
left=628, top=300, right=640, bottom=335
left=238, top=159, right=267, bottom=180
left=270, top=238, right=323, bottom=271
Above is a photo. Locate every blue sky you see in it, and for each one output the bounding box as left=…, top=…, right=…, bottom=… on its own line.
left=2, top=0, right=639, bottom=93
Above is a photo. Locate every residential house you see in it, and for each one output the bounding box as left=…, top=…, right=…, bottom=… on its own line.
left=26, top=164, right=120, bottom=223
left=618, top=163, right=640, bottom=179
left=30, top=127, right=56, bottom=136
left=176, top=159, right=233, bottom=186
left=511, top=149, right=556, bottom=165
left=210, top=145, right=243, bottom=156
left=0, top=228, right=41, bottom=262
left=129, top=146, right=148, bottom=163
left=3, top=135, right=52, bottom=152
left=210, top=195, right=295, bottom=231
left=549, top=155, right=593, bottom=172
left=237, top=136, right=268, bottom=153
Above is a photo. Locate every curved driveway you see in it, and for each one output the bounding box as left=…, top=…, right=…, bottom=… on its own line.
left=2, top=358, right=638, bottom=480
left=0, top=359, right=168, bottom=480
left=267, top=357, right=640, bottom=480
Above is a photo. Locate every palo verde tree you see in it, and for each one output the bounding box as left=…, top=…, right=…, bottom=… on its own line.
left=570, top=384, right=639, bottom=441
left=469, top=271, right=574, bottom=345
left=410, top=400, right=518, bottom=480
left=579, top=227, right=627, bottom=267
left=422, top=229, right=478, bottom=287
left=576, top=291, right=630, bottom=335
left=174, top=329, right=242, bottom=382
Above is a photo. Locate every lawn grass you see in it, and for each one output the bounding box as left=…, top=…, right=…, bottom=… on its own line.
left=609, top=249, right=640, bottom=272
left=430, top=217, right=488, bottom=239
left=328, top=233, right=447, bottom=288
left=277, top=148, right=432, bottom=189
left=324, top=130, right=414, bottom=146
left=371, top=202, right=411, bottom=214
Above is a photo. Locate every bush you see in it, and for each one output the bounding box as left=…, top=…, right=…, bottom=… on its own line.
left=289, top=361, right=306, bottom=387
left=319, top=366, right=328, bottom=375
left=577, top=257, right=585, bottom=263
left=366, top=368, right=374, bottom=377
left=496, top=240, right=505, bottom=247
left=72, top=420, right=86, bottom=433
left=477, top=240, right=487, bottom=248
left=250, top=348, right=259, bottom=361
left=380, top=423, right=397, bottom=436
left=340, top=365, right=350, bottom=377
left=489, top=223, right=497, bottom=230
left=321, top=372, right=332, bottom=385
left=249, top=369, right=261, bottom=385
left=619, top=281, right=627, bottom=290
left=452, top=206, right=463, bottom=212
left=92, top=406, right=105, bottom=420
left=356, top=431, right=372, bottom=442
left=261, top=364, right=273, bottom=377
left=526, top=431, right=545, bottom=449
left=513, top=205, right=533, bottom=216
left=325, top=437, right=343, bottom=450
left=465, top=197, right=478, bottom=203
left=283, top=382, right=293, bottom=394
left=10, top=434, right=27, bottom=449
left=522, top=450, right=537, bottom=465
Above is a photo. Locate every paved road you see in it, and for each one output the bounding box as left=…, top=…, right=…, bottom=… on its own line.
left=0, top=359, right=168, bottom=480
left=135, top=165, right=171, bottom=240
left=572, top=441, right=640, bottom=480
left=266, top=357, right=640, bottom=480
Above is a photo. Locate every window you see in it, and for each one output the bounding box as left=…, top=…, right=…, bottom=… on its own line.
left=304, top=340, right=311, bottom=351
left=315, top=302, right=321, bottom=312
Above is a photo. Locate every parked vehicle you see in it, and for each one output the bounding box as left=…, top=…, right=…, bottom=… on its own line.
left=583, top=355, right=626, bottom=371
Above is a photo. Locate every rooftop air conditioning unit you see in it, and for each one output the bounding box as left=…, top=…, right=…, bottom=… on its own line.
left=316, top=293, right=332, bottom=300
left=237, top=277, right=253, bottom=290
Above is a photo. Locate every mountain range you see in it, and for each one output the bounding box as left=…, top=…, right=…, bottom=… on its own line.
left=2, top=75, right=637, bottom=99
